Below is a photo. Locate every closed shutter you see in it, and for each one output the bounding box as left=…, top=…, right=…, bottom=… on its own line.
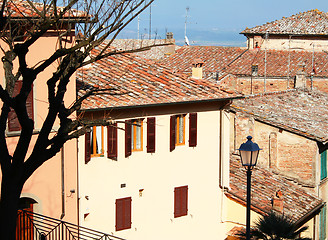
left=189, top=113, right=197, bottom=147
left=8, top=80, right=33, bottom=132
left=320, top=205, right=327, bottom=240
left=170, top=116, right=176, bottom=152
left=116, top=197, right=132, bottom=231
left=107, top=123, right=118, bottom=160
left=147, top=117, right=156, bottom=153
left=174, top=186, right=188, bottom=218
left=125, top=120, right=132, bottom=158
left=321, top=150, right=327, bottom=180
left=85, top=131, right=91, bottom=164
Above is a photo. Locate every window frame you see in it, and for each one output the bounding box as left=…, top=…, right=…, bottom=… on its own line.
left=91, top=126, right=104, bottom=157
left=131, top=119, right=143, bottom=152
left=175, top=115, right=185, bottom=146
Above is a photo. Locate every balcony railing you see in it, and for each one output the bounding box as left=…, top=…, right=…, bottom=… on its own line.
left=16, top=210, right=126, bottom=240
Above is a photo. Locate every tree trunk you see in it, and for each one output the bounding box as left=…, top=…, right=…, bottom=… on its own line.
left=0, top=172, right=24, bottom=240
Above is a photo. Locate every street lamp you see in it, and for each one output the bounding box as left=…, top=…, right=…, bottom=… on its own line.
left=238, top=136, right=261, bottom=240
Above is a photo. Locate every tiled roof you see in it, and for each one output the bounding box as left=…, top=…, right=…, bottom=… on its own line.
left=160, top=46, right=328, bottom=78
left=241, top=9, right=328, bottom=35
left=111, top=39, right=180, bottom=60
left=5, top=0, right=87, bottom=19
left=227, top=154, right=323, bottom=223
left=231, top=89, right=328, bottom=143
left=77, top=42, right=241, bottom=111
left=159, top=46, right=248, bottom=75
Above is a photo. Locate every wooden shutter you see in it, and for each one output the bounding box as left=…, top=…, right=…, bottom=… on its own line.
left=189, top=113, right=197, bottom=147
left=116, top=197, right=132, bottom=231
left=321, top=150, right=327, bottom=180
left=107, top=123, right=118, bottom=160
left=8, top=80, right=33, bottom=132
left=85, top=131, right=91, bottom=164
left=147, top=117, right=156, bottom=153
left=174, top=186, right=188, bottom=218
left=170, top=116, right=176, bottom=152
left=320, top=205, right=327, bottom=240
left=125, top=120, right=132, bottom=158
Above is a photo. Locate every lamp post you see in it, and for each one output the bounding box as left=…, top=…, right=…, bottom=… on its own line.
left=238, top=136, right=261, bottom=240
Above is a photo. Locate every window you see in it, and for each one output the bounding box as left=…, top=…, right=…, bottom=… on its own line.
left=125, top=119, right=144, bottom=157
left=131, top=119, right=143, bottom=151
left=170, top=113, right=197, bottom=151
left=174, top=186, right=188, bottom=218
left=321, top=150, right=327, bottom=180
left=170, top=115, right=185, bottom=151
left=320, top=205, right=327, bottom=240
left=116, top=197, right=132, bottom=231
left=8, top=80, right=34, bottom=132
left=251, top=65, right=258, bottom=76
left=91, top=126, right=104, bottom=156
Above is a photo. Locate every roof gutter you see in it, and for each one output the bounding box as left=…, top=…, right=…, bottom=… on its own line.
left=80, top=95, right=244, bottom=113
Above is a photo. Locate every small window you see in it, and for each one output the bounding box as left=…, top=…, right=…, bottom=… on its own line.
left=116, top=197, right=132, bottom=231
left=91, top=126, right=104, bottom=156
left=174, top=186, right=188, bottom=218
left=131, top=119, right=143, bottom=151
left=251, top=65, right=258, bottom=76
left=176, top=115, right=185, bottom=145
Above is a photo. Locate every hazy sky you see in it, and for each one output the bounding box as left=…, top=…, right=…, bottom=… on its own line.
left=119, top=0, right=328, bottom=46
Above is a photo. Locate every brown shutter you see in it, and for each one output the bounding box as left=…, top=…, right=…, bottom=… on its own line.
left=147, top=117, right=156, bottom=153
left=107, top=123, right=118, bottom=160
left=170, top=116, right=176, bottom=152
left=116, top=197, right=132, bottom=231
left=125, top=120, right=132, bottom=158
left=174, top=186, right=188, bottom=218
left=8, top=80, right=33, bottom=132
left=85, top=131, right=91, bottom=164
left=189, top=113, right=197, bottom=147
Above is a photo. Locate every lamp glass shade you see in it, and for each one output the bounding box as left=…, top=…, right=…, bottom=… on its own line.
left=238, top=136, right=261, bottom=167
left=239, top=150, right=259, bottom=167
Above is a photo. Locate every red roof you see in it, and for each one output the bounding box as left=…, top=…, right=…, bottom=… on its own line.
left=4, top=0, right=87, bottom=19
left=228, top=154, right=323, bottom=224
left=77, top=42, right=241, bottom=111
left=241, top=9, right=328, bottom=36
left=161, top=46, right=328, bottom=79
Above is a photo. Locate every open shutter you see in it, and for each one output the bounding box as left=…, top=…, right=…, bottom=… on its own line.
left=147, top=117, right=156, bottom=153
left=107, top=123, right=118, bottom=160
left=116, top=197, right=132, bottom=231
left=189, top=113, right=197, bottom=147
left=8, top=80, right=33, bottom=132
left=170, top=116, right=176, bottom=152
left=321, top=150, right=327, bottom=180
left=85, top=132, right=91, bottom=164
left=125, top=120, right=132, bottom=158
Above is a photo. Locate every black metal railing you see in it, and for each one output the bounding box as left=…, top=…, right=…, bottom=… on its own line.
left=16, top=210, right=126, bottom=240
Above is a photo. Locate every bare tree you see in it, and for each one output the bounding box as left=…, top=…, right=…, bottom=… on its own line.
left=0, top=0, right=162, bottom=238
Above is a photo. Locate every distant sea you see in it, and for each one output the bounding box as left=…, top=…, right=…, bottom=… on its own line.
left=117, top=28, right=247, bottom=47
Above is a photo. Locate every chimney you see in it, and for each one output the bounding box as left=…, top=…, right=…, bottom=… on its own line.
left=165, top=32, right=176, bottom=55
left=294, top=63, right=307, bottom=89
left=192, top=59, right=204, bottom=79
left=272, top=190, right=283, bottom=213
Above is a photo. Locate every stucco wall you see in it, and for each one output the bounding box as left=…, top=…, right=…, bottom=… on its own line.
left=78, top=108, right=230, bottom=240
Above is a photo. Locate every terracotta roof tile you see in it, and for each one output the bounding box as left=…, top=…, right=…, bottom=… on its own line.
left=77, top=41, right=241, bottom=111
left=227, top=154, right=323, bottom=223
left=231, top=89, right=328, bottom=143
left=161, top=46, right=328, bottom=79
left=5, top=0, right=87, bottom=19
left=241, top=9, right=328, bottom=35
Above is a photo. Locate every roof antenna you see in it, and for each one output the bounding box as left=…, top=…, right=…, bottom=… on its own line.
left=185, top=6, right=190, bottom=46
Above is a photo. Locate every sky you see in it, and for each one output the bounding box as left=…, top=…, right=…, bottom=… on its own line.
left=118, top=0, right=328, bottom=46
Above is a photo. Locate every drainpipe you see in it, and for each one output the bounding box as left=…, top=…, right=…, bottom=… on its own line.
left=60, top=146, right=65, bottom=220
